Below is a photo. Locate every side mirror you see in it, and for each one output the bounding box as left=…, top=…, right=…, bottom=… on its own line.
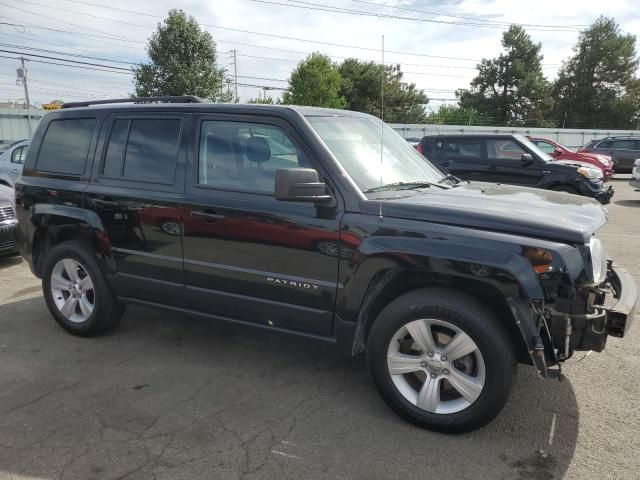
left=275, top=168, right=333, bottom=204
left=554, top=147, right=563, bottom=155
left=521, top=153, right=535, bottom=166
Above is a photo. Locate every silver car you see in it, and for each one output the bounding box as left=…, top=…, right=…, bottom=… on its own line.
left=0, top=139, right=29, bottom=187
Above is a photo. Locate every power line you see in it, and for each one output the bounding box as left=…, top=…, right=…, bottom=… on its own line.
left=0, top=49, right=131, bottom=71
left=350, top=0, right=588, bottom=29
left=18, top=0, right=483, bottom=62
left=0, top=43, right=138, bottom=65
left=251, top=0, right=583, bottom=32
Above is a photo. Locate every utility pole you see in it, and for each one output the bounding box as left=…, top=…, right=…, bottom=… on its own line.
left=232, top=49, right=239, bottom=103
left=17, top=57, right=32, bottom=136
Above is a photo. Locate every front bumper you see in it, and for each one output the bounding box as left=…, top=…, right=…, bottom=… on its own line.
left=594, top=185, right=614, bottom=204
left=577, top=179, right=614, bottom=204
left=630, top=179, right=640, bottom=190
left=605, top=264, right=638, bottom=338
left=0, top=220, right=18, bottom=256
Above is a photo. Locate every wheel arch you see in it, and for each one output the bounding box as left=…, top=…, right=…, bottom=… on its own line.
left=350, top=268, right=530, bottom=365
left=30, top=204, right=113, bottom=277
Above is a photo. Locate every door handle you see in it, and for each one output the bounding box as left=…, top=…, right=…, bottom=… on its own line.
left=191, top=210, right=225, bottom=221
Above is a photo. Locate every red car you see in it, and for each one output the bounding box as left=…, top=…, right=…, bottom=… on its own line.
left=528, top=137, right=614, bottom=181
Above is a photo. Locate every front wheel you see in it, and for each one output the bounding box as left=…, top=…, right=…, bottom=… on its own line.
left=367, top=288, right=516, bottom=433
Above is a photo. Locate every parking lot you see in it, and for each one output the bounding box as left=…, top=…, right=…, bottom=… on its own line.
left=0, top=177, right=637, bottom=480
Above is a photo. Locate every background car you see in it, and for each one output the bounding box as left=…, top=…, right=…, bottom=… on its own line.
left=579, top=136, right=640, bottom=173
left=0, top=183, right=18, bottom=257
left=0, top=139, right=30, bottom=187
left=418, top=134, right=614, bottom=204
left=404, top=137, right=422, bottom=149
left=528, top=136, right=614, bottom=181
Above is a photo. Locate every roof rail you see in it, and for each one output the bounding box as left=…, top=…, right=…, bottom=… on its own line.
left=61, top=96, right=204, bottom=109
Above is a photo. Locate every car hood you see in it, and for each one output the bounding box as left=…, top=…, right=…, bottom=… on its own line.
left=554, top=159, right=602, bottom=172
left=364, top=182, right=607, bottom=244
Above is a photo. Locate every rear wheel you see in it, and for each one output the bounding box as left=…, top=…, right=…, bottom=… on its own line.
left=367, top=288, right=516, bottom=433
left=42, top=241, right=124, bottom=336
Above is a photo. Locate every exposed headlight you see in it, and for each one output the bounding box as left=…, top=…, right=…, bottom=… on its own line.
left=577, top=166, right=602, bottom=179
left=589, top=236, right=607, bottom=284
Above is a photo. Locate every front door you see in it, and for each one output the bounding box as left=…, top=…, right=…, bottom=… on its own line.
left=181, top=115, right=342, bottom=336
left=485, top=139, right=545, bottom=185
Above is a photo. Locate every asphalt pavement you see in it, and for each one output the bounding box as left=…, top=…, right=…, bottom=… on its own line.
left=0, top=176, right=638, bottom=480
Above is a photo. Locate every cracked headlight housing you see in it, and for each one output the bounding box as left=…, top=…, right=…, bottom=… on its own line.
left=589, top=236, right=606, bottom=285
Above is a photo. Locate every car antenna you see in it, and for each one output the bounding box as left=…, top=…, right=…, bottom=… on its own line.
left=379, top=34, right=385, bottom=219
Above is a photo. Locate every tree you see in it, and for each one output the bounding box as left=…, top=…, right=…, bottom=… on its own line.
left=338, top=59, right=429, bottom=122
left=247, top=96, right=275, bottom=104
left=134, top=9, right=226, bottom=100
left=281, top=53, right=345, bottom=108
left=457, top=25, right=552, bottom=126
left=425, top=104, right=489, bottom=125
left=552, top=17, right=639, bottom=129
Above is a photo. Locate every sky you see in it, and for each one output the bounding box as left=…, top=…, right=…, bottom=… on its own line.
left=1, top=0, right=639, bottom=110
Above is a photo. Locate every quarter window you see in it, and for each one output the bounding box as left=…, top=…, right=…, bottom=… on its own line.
left=198, top=121, right=303, bottom=194
left=102, top=118, right=182, bottom=183
left=11, top=145, right=28, bottom=164
left=36, top=118, right=96, bottom=175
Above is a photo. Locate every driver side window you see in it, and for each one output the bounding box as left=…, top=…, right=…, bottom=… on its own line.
left=487, top=140, right=526, bottom=161
left=534, top=141, right=555, bottom=154
left=198, top=121, right=303, bottom=194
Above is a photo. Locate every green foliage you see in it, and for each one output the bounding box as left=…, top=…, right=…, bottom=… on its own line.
left=457, top=25, right=552, bottom=126
left=281, top=53, right=346, bottom=108
left=338, top=59, right=429, bottom=122
left=552, top=17, right=639, bottom=129
left=247, top=96, right=275, bottom=104
left=426, top=105, right=489, bottom=125
left=133, top=9, right=226, bottom=100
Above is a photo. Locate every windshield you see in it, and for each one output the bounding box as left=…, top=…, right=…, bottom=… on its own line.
left=516, top=135, right=553, bottom=162
left=305, top=115, right=446, bottom=193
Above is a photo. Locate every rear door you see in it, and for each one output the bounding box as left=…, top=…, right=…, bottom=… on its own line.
left=485, top=138, right=545, bottom=185
left=87, top=113, right=189, bottom=306
left=612, top=140, right=640, bottom=172
left=434, top=137, right=487, bottom=180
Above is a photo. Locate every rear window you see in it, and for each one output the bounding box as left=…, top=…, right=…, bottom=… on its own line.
left=36, top=118, right=96, bottom=175
left=102, top=118, right=182, bottom=184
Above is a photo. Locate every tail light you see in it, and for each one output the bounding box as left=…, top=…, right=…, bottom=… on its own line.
left=416, top=144, right=423, bottom=154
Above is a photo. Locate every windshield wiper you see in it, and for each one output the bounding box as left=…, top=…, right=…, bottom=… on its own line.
left=438, top=173, right=466, bottom=186
left=364, top=181, right=450, bottom=193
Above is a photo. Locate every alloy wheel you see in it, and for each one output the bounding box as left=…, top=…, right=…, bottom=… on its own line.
left=386, top=318, right=485, bottom=414
left=50, top=258, right=95, bottom=323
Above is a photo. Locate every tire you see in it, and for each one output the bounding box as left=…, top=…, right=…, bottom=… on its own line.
left=550, top=185, right=580, bottom=195
left=42, top=240, right=124, bottom=337
left=367, top=287, right=516, bottom=433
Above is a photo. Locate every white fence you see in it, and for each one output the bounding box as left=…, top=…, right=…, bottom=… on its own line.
left=390, top=124, right=640, bottom=150
left=0, top=109, right=45, bottom=144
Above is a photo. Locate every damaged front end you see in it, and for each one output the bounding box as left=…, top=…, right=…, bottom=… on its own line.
left=510, top=239, right=637, bottom=380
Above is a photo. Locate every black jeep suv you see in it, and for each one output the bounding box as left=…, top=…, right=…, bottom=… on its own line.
left=418, top=134, right=614, bottom=204
left=14, top=97, right=637, bottom=433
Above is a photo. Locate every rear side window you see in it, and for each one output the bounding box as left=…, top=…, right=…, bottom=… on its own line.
left=36, top=118, right=96, bottom=175
left=436, top=139, right=483, bottom=161
left=102, top=118, right=182, bottom=184
left=612, top=140, right=636, bottom=150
